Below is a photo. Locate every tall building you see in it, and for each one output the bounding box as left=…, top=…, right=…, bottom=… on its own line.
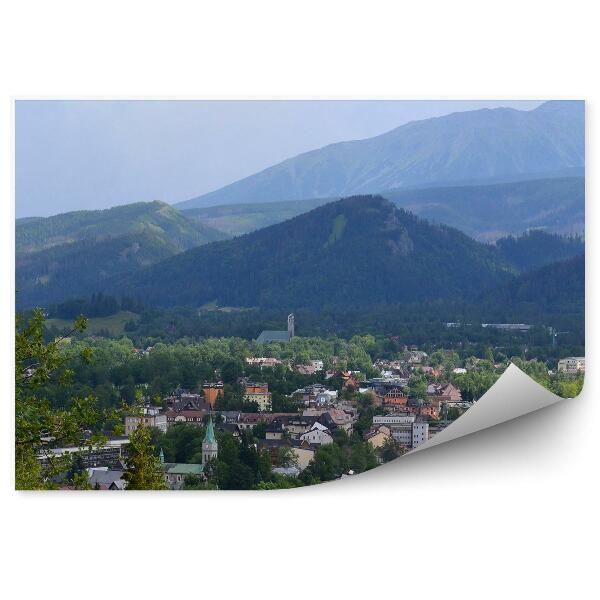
left=243, top=382, right=272, bottom=411
left=288, top=313, right=295, bottom=338
left=202, top=416, right=219, bottom=464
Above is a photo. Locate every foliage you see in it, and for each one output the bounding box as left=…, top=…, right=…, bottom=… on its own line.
left=15, top=309, right=120, bottom=489
left=378, top=437, right=402, bottom=463
left=122, top=426, right=168, bottom=490
left=16, top=201, right=227, bottom=309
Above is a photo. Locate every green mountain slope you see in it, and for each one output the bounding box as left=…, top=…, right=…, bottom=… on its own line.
left=494, top=230, right=583, bottom=271
left=481, top=254, right=584, bottom=307
left=176, top=101, right=584, bottom=209
left=16, top=200, right=226, bottom=254
left=15, top=201, right=229, bottom=308
left=108, top=195, right=517, bottom=309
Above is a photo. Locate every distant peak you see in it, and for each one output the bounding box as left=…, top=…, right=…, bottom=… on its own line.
left=535, top=100, right=584, bottom=113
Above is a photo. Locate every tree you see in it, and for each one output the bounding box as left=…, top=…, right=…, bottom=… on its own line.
left=407, top=374, right=428, bottom=400
left=15, top=309, right=117, bottom=489
left=277, top=445, right=299, bottom=468
left=378, top=437, right=402, bottom=463
left=122, top=426, right=168, bottom=490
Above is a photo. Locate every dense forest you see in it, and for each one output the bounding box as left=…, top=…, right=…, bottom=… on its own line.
left=385, top=176, right=584, bottom=240
left=106, top=195, right=583, bottom=310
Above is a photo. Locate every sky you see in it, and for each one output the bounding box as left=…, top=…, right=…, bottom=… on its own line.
left=15, top=99, right=543, bottom=218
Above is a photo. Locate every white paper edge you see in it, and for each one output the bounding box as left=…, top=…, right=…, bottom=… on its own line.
left=408, top=363, right=565, bottom=454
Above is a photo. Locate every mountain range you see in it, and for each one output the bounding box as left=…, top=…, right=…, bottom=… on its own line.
left=104, top=196, right=583, bottom=311
left=176, top=100, right=584, bottom=210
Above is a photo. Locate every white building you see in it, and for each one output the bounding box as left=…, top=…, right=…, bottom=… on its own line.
left=299, top=422, right=334, bottom=446
left=124, top=406, right=167, bottom=434
left=372, top=414, right=428, bottom=449
left=557, top=357, right=585, bottom=374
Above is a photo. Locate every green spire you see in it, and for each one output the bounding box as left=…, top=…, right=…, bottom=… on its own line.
left=204, top=415, right=216, bottom=444
left=159, top=447, right=164, bottom=463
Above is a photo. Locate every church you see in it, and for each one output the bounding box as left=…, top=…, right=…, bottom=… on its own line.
left=160, top=416, right=218, bottom=489
left=256, top=313, right=295, bottom=344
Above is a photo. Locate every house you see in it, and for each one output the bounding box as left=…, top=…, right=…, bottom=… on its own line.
left=265, top=420, right=286, bottom=440
left=295, top=363, right=320, bottom=376
left=406, top=350, right=428, bottom=364
left=281, top=415, right=319, bottom=438
left=124, top=406, right=167, bottom=435
left=322, top=408, right=354, bottom=433
left=202, top=382, right=224, bottom=407
left=165, top=409, right=209, bottom=427
left=87, top=468, right=125, bottom=490
left=245, top=357, right=283, bottom=368
left=438, top=383, right=462, bottom=402
left=340, top=371, right=361, bottom=390
left=214, top=422, right=241, bottom=438
left=290, top=440, right=316, bottom=470
left=238, top=412, right=280, bottom=430
left=300, top=422, right=334, bottom=446
left=419, top=365, right=443, bottom=377
left=258, top=438, right=291, bottom=466
left=219, top=410, right=241, bottom=424
left=381, top=387, right=408, bottom=407
left=244, top=382, right=272, bottom=411
left=365, top=425, right=392, bottom=449
left=557, top=357, right=585, bottom=374
left=164, top=389, right=210, bottom=411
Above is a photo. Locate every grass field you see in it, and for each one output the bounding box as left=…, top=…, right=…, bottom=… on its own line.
left=46, top=310, right=139, bottom=336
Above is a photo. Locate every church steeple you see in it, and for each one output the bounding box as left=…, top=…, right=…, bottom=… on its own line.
left=202, top=415, right=218, bottom=465
left=159, top=447, right=165, bottom=463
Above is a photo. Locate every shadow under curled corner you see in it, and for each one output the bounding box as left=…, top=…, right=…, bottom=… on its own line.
left=410, top=362, right=567, bottom=455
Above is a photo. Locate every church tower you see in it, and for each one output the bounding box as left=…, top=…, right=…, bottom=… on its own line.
left=202, top=416, right=218, bottom=465
left=287, top=313, right=295, bottom=339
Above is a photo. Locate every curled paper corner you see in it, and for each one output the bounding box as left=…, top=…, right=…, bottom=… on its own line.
left=409, top=363, right=567, bottom=454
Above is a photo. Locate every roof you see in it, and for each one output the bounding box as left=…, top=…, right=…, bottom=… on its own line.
left=256, top=330, right=290, bottom=343
left=204, top=416, right=216, bottom=444
left=166, top=463, right=204, bottom=475
left=88, top=470, right=124, bottom=486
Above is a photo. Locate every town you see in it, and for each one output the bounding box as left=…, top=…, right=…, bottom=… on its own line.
left=34, top=322, right=584, bottom=490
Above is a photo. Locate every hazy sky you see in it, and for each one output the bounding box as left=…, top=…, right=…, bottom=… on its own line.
left=16, top=100, right=543, bottom=218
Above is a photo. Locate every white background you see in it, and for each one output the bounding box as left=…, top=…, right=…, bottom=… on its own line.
left=0, top=2, right=597, bottom=598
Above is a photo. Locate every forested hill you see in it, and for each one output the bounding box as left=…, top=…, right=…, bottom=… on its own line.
left=16, top=200, right=226, bottom=254
left=494, top=230, right=583, bottom=271
left=107, top=195, right=517, bottom=309
left=15, top=201, right=229, bottom=309
left=177, top=100, right=584, bottom=209
left=480, top=254, right=584, bottom=309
